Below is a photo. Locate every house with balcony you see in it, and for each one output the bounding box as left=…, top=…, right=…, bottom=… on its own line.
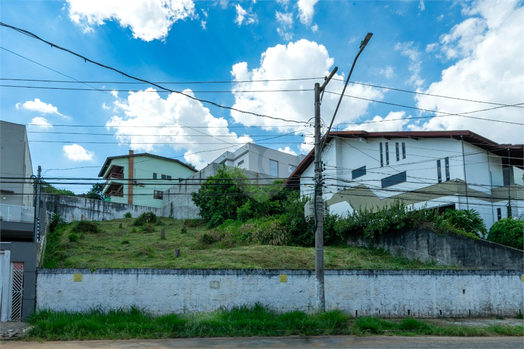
left=286, top=130, right=523, bottom=230
left=0, top=120, right=39, bottom=322
left=98, top=150, right=197, bottom=209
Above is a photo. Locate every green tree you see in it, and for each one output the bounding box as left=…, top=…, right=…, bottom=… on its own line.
left=85, top=183, right=106, bottom=200
left=41, top=181, right=76, bottom=196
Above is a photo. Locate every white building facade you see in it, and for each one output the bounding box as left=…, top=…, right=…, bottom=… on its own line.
left=289, top=131, right=523, bottom=230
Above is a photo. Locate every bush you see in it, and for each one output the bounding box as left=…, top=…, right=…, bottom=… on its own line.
left=133, top=212, right=157, bottom=226
left=487, top=218, right=523, bottom=250
left=72, top=221, right=101, bottom=234
left=124, top=212, right=132, bottom=219
left=68, top=233, right=80, bottom=243
left=184, top=219, right=204, bottom=228
left=441, top=209, right=486, bottom=237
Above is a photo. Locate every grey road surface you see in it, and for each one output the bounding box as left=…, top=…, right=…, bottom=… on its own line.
left=1, top=336, right=523, bottom=349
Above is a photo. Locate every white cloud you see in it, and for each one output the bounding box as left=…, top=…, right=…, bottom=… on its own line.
left=278, top=146, right=297, bottom=156
left=234, top=4, right=257, bottom=26
left=16, top=98, right=69, bottom=119
left=66, top=0, right=195, bottom=42
left=297, top=0, right=319, bottom=25
left=63, top=144, right=94, bottom=161
left=352, top=111, right=410, bottom=132
left=102, top=103, right=111, bottom=110
left=230, top=40, right=383, bottom=154
left=395, top=42, right=424, bottom=88
left=275, top=11, right=293, bottom=40
left=106, top=88, right=252, bottom=169
left=28, top=117, right=53, bottom=129
left=419, top=1, right=425, bottom=11
left=378, top=66, right=394, bottom=79
left=311, top=23, right=318, bottom=32
left=415, top=0, right=524, bottom=144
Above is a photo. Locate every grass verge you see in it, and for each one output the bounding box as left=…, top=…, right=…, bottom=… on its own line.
left=24, top=306, right=523, bottom=340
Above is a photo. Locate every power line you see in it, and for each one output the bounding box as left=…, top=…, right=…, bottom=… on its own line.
left=0, top=23, right=308, bottom=125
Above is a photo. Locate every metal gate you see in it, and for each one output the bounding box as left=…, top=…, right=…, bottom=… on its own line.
left=10, top=263, right=24, bottom=321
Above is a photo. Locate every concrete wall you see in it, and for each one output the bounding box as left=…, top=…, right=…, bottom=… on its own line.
left=44, top=194, right=163, bottom=223
left=347, top=228, right=524, bottom=270
left=162, top=163, right=277, bottom=219
left=36, top=268, right=523, bottom=318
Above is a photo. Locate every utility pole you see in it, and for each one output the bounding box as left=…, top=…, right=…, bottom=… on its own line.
left=34, top=165, right=42, bottom=242
left=314, top=33, right=373, bottom=313
left=314, top=68, right=338, bottom=313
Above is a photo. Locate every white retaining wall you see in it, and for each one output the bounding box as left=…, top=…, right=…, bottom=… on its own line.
left=37, top=269, right=523, bottom=318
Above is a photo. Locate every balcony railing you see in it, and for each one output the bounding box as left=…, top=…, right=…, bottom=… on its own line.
left=107, top=172, right=124, bottom=179
left=106, top=190, right=124, bottom=198
left=0, top=204, right=34, bottom=223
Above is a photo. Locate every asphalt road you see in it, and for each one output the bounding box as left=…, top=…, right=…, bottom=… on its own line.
left=1, top=336, right=523, bottom=349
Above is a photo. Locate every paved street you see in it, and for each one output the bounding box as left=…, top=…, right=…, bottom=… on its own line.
left=1, top=336, right=523, bottom=349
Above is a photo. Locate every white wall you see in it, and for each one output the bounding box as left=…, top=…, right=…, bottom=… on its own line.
left=37, top=269, right=523, bottom=318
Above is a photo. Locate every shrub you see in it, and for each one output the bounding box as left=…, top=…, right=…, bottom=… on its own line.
left=140, top=224, right=155, bottom=234
left=184, top=219, right=204, bottom=227
left=72, top=221, right=101, bottom=234
left=68, top=233, right=80, bottom=243
left=124, top=212, right=132, bottom=219
left=180, top=226, right=188, bottom=234
left=487, top=218, right=523, bottom=250
left=133, top=212, right=157, bottom=226
left=441, top=209, right=486, bottom=237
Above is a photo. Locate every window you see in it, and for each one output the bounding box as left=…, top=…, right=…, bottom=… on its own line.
left=497, top=208, right=502, bottom=221
left=153, top=190, right=163, bottom=199
left=379, top=142, right=384, bottom=167
left=238, top=160, right=244, bottom=167
left=167, top=175, right=172, bottom=180
left=352, top=166, right=366, bottom=179
left=381, top=171, right=406, bottom=188
left=161, top=174, right=167, bottom=180
left=402, top=142, right=406, bottom=159
left=437, top=160, right=442, bottom=183
left=289, top=165, right=296, bottom=175
left=445, top=157, right=450, bottom=181
left=385, top=142, right=389, bottom=165
left=269, top=160, right=279, bottom=177
left=395, top=142, right=400, bottom=161
left=153, top=173, right=157, bottom=179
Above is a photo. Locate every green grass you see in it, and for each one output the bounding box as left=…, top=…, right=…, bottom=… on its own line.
left=24, top=307, right=523, bottom=340
left=43, top=217, right=450, bottom=270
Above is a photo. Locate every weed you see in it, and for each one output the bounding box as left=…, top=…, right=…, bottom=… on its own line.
left=118, top=223, right=123, bottom=229
left=516, top=312, right=523, bottom=320
left=121, top=240, right=130, bottom=245
left=181, top=226, right=188, bottom=234
left=68, top=233, right=80, bottom=243
left=133, top=212, right=158, bottom=226
left=124, top=212, right=132, bottom=219
left=141, top=224, right=155, bottom=234
left=72, top=221, right=101, bottom=234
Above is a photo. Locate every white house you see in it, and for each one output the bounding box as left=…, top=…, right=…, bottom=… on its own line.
left=212, top=143, right=305, bottom=178
left=98, top=150, right=197, bottom=209
left=287, top=130, right=524, bottom=230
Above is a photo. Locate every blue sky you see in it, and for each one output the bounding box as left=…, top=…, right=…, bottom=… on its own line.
left=1, top=0, right=523, bottom=193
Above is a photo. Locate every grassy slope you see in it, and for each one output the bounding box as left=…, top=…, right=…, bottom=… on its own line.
left=44, top=217, right=448, bottom=270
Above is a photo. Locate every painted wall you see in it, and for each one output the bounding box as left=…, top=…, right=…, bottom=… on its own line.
left=37, top=268, right=523, bottom=318
left=43, top=195, right=163, bottom=223
left=0, top=121, right=33, bottom=207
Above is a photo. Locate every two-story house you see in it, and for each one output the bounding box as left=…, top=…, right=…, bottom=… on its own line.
left=287, top=130, right=523, bottom=230
left=98, top=151, right=197, bottom=209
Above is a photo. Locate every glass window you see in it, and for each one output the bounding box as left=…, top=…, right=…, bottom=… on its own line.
left=153, top=190, right=163, bottom=199
left=385, top=142, right=389, bottom=165
left=379, top=142, right=383, bottom=167
left=381, top=171, right=406, bottom=188
left=402, top=142, right=406, bottom=159
left=395, top=142, right=400, bottom=162
left=352, top=166, right=366, bottom=179
left=238, top=160, right=244, bottom=167
left=161, top=174, right=167, bottom=180
left=153, top=173, right=157, bottom=179
left=437, top=160, right=442, bottom=183
left=445, top=157, right=450, bottom=181
left=167, top=175, right=172, bottom=180
left=289, top=165, right=296, bottom=175
left=269, top=160, right=279, bottom=177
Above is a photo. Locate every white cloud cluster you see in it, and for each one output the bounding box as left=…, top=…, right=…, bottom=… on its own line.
left=106, top=88, right=252, bottom=169
left=28, top=117, right=53, bottom=129
left=230, top=40, right=383, bottom=153
left=16, top=98, right=69, bottom=119
left=394, top=42, right=424, bottom=88
left=415, top=0, right=524, bottom=143
left=234, top=4, right=257, bottom=26
left=278, top=146, right=297, bottom=156
left=63, top=144, right=94, bottom=161
left=297, top=0, right=319, bottom=25
left=66, top=0, right=195, bottom=41
left=275, top=11, right=293, bottom=40
left=352, top=111, right=410, bottom=132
